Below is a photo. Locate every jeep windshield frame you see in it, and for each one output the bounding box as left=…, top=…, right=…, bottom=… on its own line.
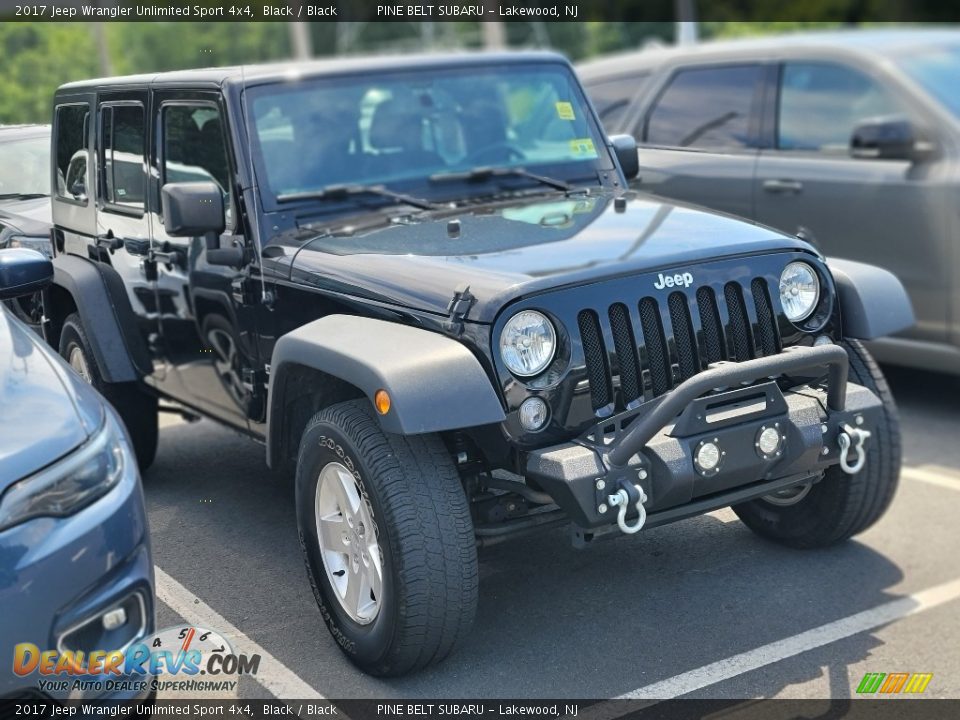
left=243, top=60, right=616, bottom=215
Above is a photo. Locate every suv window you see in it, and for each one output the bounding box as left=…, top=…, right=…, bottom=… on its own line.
left=587, top=74, right=648, bottom=132
left=644, top=65, right=762, bottom=150
left=100, top=103, right=146, bottom=211
left=161, top=104, right=232, bottom=225
left=55, top=104, right=90, bottom=203
left=778, top=63, right=903, bottom=152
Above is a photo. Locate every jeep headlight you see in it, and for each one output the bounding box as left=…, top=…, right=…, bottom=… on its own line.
left=500, top=310, right=557, bottom=377
left=0, top=410, right=129, bottom=532
left=779, top=262, right=820, bottom=323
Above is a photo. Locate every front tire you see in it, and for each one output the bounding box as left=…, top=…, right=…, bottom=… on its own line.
left=295, top=400, right=478, bottom=676
left=733, top=340, right=901, bottom=548
left=59, top=313, right=158, bottom=472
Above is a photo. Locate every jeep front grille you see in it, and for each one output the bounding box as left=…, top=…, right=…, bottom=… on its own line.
left=578, top=279, right=782, bottom=411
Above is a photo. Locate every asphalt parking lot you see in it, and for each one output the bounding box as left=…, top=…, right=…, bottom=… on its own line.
left=144, top=365, right=960, bottom=701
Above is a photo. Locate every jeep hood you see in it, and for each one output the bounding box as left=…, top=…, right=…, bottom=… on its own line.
left=284, top=193, right=811, bottom=323
left=0, top=310, right=103, bottom=487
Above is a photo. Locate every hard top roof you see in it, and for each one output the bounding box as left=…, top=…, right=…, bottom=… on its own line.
left=57, top=50, right=570, bottom=93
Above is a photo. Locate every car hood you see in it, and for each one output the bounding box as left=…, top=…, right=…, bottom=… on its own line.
left=283, top=192, right=812, bottom=323
left=0, top=310, right=103, bottom=487
left=0, top=196, right=52, bottom=236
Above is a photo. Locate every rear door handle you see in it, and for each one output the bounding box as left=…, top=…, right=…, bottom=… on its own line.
left=762, top=179, right=804, bottom=194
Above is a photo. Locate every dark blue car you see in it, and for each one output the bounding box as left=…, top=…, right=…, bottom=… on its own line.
left=0, top=248, right=154, bottom=701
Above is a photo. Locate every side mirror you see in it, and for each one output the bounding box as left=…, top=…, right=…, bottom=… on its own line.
left=609, top=134, right=640, bottom=180
left=0, top=249, right=53, bottom=300
left=850, top=116, right=930, bottom=162
left=161, top=182, right=225, bottom=237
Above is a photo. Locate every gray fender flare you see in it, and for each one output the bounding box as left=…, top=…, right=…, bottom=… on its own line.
left=827, top=258, right=915, bottom=340
left=49, top=254, right=152, bottom=382
left=266, top=315, right=506, bottom=459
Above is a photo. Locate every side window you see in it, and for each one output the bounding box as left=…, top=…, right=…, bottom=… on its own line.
left=55, top=104, right=90, bottom=203
left=586, top=75, right=648, bottom=133
left=100, top=104, right=146, bottom=212
left=162, top=105, right=232, bottom=225
left=778, top=63, right=903, bottom=152
left=643, top=65, right=763, bottom=150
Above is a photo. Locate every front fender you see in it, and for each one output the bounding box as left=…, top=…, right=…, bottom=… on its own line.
left=827, top=258, right=915, bottom=340
left=267, top=314, right=506, bottom=449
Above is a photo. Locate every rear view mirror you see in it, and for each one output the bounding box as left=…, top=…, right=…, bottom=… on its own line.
left=0, top=249, right=53, bottom=300
left=609, top=134, right=640, bottom=180
left=161, top=182, right=225, bottom=237
left=850, top=116, right=931, bottom=162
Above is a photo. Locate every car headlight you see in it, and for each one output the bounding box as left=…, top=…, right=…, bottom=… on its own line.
left=779, top=262, right=820, bottom=323
left=0, top=411, right=129, bottom=532
left=499, top=310, right=557, bottom=378
left=8, top=235, right=53, bottom=258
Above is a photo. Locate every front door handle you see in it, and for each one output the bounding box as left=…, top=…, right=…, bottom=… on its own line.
left=762, top=179, right=804, bottom=194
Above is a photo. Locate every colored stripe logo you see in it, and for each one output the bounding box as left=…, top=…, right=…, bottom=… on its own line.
left=857, top=672, right=933, bottom=694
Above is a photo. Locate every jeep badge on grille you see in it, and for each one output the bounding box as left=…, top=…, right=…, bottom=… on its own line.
left=654, top=272, right=694, bottom=289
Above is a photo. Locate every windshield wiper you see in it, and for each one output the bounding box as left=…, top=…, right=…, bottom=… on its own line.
left=0, top=192, right=49, bottom=200
left=429, top=166, right=571, bottom=192
left=276, top=184, right=436, bottom=211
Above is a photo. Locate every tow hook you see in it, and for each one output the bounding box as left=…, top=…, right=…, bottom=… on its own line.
left=608, top=479, right=648, bottom=535
left=838, top=423, right=871, bottom=474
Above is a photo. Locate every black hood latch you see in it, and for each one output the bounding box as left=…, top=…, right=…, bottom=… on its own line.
left=444, top=284, right=476, bottom=336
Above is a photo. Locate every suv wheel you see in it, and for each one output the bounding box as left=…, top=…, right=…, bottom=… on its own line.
left=733, top=340, right=900, bottom=548
left=59, top=313, right=158, bottom=472
left=295, top=400, right=478, bottom=676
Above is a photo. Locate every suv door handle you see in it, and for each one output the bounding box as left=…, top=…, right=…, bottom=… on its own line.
left=762, top=179, right=804, bottom=194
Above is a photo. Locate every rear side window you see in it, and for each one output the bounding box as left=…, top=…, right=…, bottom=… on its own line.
left=100, top=104, right=146, bottom=212
left=778, top=62, right=903, bottom=152
left=55, top=104, right=90, bottom=203
left=586, top=74, right=648, bottom=132
left=644, top=65, right=763, bottom=150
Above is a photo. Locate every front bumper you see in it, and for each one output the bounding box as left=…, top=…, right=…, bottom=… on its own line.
left=525, top=345, right=882, bottom=529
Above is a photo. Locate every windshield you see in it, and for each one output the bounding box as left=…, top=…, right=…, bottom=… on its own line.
left=898, top=44, right=960, bottom=119
left=0, top=134, right=50, bottom=197
left=247, top=63, right=609, bottom=209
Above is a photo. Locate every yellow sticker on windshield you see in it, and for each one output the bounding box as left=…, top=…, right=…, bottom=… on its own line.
left=570, top=138, right=597, bottom=156
left=555, top=101, right=576, bottom=120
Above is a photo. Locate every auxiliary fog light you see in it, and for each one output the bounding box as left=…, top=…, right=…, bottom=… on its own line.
left=757, top=426, right=783, bottom=458
left=695, top=440, right=723, bottom=475
left=519, top=397, right=549, bottom=432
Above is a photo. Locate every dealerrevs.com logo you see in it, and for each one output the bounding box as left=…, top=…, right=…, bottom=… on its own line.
left=13, top=626, right=260, bottom=694
left=856, top=672, right=934, bottom=695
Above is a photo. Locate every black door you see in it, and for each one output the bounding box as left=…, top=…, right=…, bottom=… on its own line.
left=92, top=91, right=162, bottom=378
left=149, top=92, right=263, bottom=431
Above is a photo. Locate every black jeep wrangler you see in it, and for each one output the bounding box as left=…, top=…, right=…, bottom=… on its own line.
left=46, top=52, right=913, bottom=676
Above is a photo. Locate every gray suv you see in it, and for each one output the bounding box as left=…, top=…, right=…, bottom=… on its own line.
left=580, top=29, right=960, bottom=374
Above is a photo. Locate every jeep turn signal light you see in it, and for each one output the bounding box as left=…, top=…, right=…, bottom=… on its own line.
left=375, top=389, right=391, bottom=415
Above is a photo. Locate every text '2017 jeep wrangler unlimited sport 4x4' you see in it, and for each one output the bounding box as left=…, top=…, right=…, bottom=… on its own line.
left=45, top=52, right=913, bottom=676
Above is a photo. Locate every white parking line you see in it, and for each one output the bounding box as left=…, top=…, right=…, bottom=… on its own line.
left=606, top=576, right=960, bottom=702
left=154, top=566, right=324, bottom=700
left=902, top=466, right=960, bottom=493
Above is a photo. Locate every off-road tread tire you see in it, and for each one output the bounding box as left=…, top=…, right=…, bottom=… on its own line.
left=59, top=313, right=158, bottom=472
left=296, top=399, right=477, bottom=676
left=733, top=339, right=900, bottom=548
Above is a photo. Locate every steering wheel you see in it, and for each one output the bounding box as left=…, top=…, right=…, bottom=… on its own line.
left=466, top=142, right=527, bottom=165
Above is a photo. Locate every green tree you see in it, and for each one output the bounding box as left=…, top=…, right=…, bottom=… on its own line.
left=0, top=24, right=99, bottom=124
